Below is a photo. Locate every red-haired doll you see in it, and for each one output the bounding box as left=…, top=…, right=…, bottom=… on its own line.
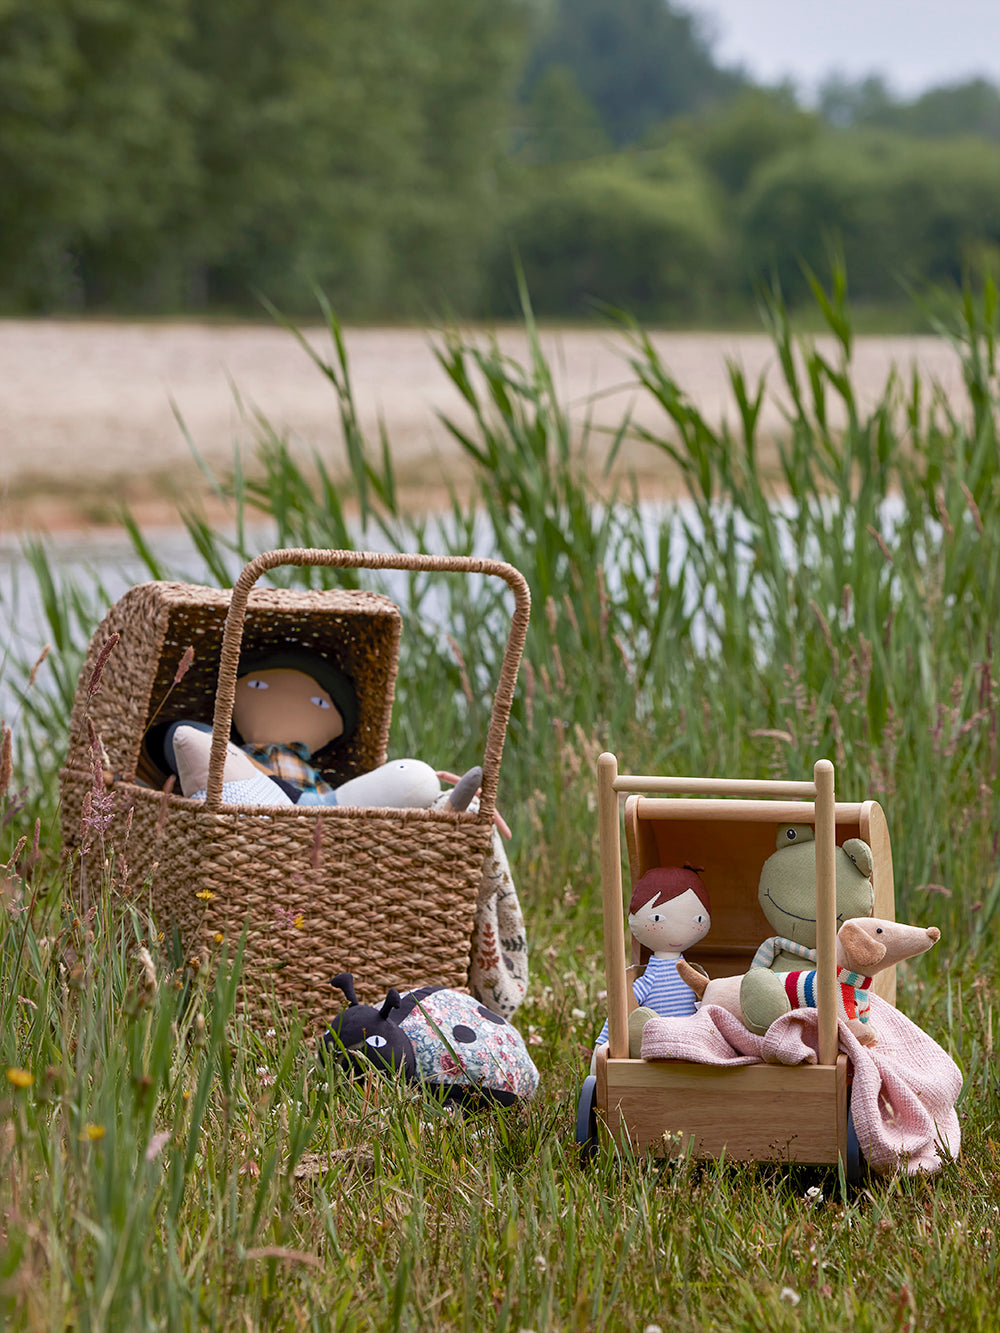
left=593, top=864, right=711, bottom=1057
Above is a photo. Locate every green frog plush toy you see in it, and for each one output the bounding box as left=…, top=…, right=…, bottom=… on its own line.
left=739, top=824, right=875, bottom=1034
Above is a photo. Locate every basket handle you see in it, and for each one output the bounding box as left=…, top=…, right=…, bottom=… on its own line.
left=206, top=548, right=531, bottom=818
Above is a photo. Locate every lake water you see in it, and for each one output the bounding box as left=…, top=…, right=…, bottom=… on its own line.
left=0, top=317, right=951, bottom=729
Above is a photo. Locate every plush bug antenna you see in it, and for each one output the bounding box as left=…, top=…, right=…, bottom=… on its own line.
left=379, top=989, right=402, bottom=1021
left=331, top=973, right=357, bottom=1005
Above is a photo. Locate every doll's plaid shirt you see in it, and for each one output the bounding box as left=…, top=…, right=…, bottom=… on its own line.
left=243, top=741, right=336, bottom=802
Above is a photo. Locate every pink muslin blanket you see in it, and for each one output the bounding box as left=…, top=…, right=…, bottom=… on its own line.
left=639, top=993, right=962, bottom=1174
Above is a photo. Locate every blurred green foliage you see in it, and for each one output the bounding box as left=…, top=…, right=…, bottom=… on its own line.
left=489, top=151, right=726, bottom=319
left=4, top=0, right=1000, bottom=320
left=742, top=131, right=1000, bottom=302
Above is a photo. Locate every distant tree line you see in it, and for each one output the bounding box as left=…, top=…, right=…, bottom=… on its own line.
left=3, top=0, right=1000, bottom=320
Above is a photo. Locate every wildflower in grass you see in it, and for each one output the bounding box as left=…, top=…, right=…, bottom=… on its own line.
left=155, top=775, right=175, bottom=838
left=26, top=643, right=51, bottom=688
left=447, top=635, right=474, bottom=705
left=6, top=1067, right=33, bottom=1088
left=173, top=645, right=195, bottom=685
left=213, top=932, right=225, bottom=944
left=866, top=524, right=893, bottom=563
left=88, top=632, right=120, bottom=698
left=0, top=725, right=12, bottom=795
left=81, top=786, right=115, bottom=851
left=5, top=834, right=27, bottom=872
left=195, top=889, right=215, bottom=901
left=145, top=1130, right=170, bottom=1162
left=137, top=946, right=157, bottom=991
left=81, top=1123, right=105, bottom=1141
left=81, top=744, right=115, bottom=851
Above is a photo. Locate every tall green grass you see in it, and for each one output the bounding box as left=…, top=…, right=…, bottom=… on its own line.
left=2, top=271, right=998, bottom=1329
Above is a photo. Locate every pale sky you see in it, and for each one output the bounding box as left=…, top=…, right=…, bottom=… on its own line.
left=687, top=0, right=1000, bottom=100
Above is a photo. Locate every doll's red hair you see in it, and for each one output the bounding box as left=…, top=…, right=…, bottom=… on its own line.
left=629, top=864, right=709, bottom=915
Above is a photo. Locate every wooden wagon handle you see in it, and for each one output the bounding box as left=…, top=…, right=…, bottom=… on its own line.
left=206, top=548, right=531, bottom=818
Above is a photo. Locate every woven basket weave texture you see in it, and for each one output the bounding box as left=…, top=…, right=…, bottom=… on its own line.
left=60, top=549, right=529, bottom=1024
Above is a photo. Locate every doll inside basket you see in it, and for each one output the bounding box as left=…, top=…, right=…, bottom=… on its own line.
left=133, top=584, right=405, bottom=801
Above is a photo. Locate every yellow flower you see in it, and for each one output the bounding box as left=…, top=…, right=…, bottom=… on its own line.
left=81, top=1123, right=105, bottom=1141
left=6, top=1067, right=33, bottom=1089
left=293, top=914, right=304, bottom=930
left=195, top=890, right=215, bottom=902
left=213, top=932, right=225, bottom=945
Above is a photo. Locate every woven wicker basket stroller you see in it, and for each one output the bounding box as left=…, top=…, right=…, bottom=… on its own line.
left=60, top=548, right=530, bottom=1023
left=579, top=754, right=896, bottom=1178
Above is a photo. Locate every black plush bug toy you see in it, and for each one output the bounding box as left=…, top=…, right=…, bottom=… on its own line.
left=320, top=973, right=539, bottom=1108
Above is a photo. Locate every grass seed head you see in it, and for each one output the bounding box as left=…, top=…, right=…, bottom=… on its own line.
left=87, top=632, right=120, bottom=698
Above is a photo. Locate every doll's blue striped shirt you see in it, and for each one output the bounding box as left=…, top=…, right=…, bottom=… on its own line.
left=595, top=954, right=698, bottom=1048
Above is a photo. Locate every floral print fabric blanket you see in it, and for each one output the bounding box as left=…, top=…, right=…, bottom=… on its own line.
left=450, top=797, right=528, bottom=1020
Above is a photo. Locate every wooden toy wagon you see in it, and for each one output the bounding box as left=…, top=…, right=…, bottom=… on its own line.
left=60, top=548, right=529, bottom=1024
left=579, top=754, right=896, bottom=1178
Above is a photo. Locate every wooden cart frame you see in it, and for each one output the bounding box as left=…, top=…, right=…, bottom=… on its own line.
left=586, top=753, right=895, bottom=1171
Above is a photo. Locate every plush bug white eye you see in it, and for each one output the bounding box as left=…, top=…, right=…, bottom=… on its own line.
left=310, top=696, right=332, bottom=709
left=652, top=914, right=662, bottom=922
left=246, top=679, right=269, bottom=690
left=694, top=914, right=705, bottom=924
left=365, top=1034, right=388, bottom=1048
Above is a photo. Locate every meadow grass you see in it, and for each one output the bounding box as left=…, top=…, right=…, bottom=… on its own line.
left=1, top=273, right=999, bottom=1330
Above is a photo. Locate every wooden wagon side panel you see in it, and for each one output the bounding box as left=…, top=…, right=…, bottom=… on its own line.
left=596, top=1048, right=848, bottom=1164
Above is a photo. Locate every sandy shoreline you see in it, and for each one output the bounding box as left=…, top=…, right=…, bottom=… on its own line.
left=0, top=320, right=967, bottom=534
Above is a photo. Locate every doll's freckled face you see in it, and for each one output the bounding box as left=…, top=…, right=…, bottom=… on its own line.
left=628, top=888, right=711, bottom=956
left=233, top=668, right=345, bottom=754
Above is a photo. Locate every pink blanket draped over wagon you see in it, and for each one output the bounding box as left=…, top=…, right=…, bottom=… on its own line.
left=640, top=993, right=962, bottom=1175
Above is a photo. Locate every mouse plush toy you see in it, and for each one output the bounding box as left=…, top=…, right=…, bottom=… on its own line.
left=320, top=973, right=539, bottom=1108
left=679, top=916, right=940, bottom=1045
